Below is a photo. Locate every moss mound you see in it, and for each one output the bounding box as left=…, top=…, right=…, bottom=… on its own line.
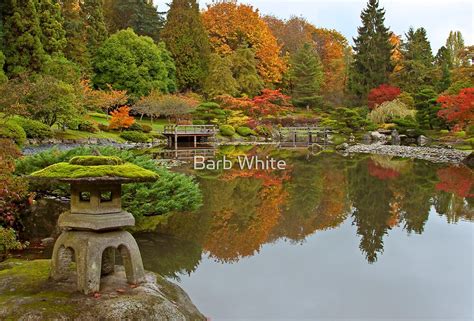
left=69, top=156, right=124, bottom=166
left=31, top=157, right=158, bottom=180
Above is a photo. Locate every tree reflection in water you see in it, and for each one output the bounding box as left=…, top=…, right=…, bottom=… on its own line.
left=138, top=147, right=473, bottom=278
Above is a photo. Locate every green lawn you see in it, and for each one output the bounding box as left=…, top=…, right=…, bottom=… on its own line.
left=54, top=129, right=125, bottom=142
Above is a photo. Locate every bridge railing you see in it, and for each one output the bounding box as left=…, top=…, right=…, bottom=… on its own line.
left=163, top=124, right=217, bottom=134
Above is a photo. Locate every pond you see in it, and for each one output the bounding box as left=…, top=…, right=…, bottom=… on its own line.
left=133, top=146, right=473, bottom=320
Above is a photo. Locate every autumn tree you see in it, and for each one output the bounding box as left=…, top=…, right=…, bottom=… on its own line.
left=203, top=53, right=238, bottom=98
left=161, top=0, right=210, bottom=91
left=445, top=31, right=465, bottom=68
left=437, top=87, right=474, bottom=130
left=367, top=84, right=401, bottom=109
left=3, top=0, right=46, bottom=75
left=37, top=0, right=67, bottom=55
left=82, top=81, right=128, bottom=116
left=263, top=15, right=312, bottom=55
left=231, top=46, right=263, bottom=97
left=290, top=43, right=324, bottom=109
left=202, top=1, right=286, bottom=84
left=109, top=106, right=134, bottom=130
left=349, top=0, right=393, bottom=101
left=92, top=29, right=176, bottom=98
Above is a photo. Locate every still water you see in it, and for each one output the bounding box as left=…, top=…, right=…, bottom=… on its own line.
left=135, top=147, right=473, bottom=321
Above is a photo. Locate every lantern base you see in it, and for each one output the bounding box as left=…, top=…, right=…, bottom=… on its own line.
left=58, top=211, right=135, bottom=231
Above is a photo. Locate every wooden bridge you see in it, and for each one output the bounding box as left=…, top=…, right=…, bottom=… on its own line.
left=163, top=125, right=217, bottom=149
left=278, top=127, right=335, bottom=147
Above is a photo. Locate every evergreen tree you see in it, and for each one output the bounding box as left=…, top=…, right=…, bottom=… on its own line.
left=61, top=0, right=88, bottom=68
left=37, top=0, right=67, bottom=55
left=393, top=27, right=436, bottom=93
left=203, top=53, right=238, bottom=98
left=414, top=87, right=444, bottom=129
left=3, top=0, right=46, bottom=75
left=349, top=0, right=393, bottom=101
left=161, top=0, right=210, bottom=91
left=231, top=46, right=263, bottom=97
left=103, top=0, right=164, bottom=42
left=445, top=31, right=465, bottom=68
left=0, top=51, right=7, bottom=83
left=290, top=43, right=324, bottom=109
left=81, top=0, right=108, bottom=54
left=435, top=46, right=452, bottom=92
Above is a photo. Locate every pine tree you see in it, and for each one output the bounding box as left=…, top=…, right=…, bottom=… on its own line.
left=203, top=53, right=238, bottom=98
left=0, top=51, right=7, bottom=83
left=3, top=0, right=46, bottom=75
left=445, top=31, right=465, bottom=68
left=349, top=0, right=393, bottom=101
left=393, top=27, right=436, bottom=93
left=81, top=0, right=108, bottom=54
left=231, top=46, right=263, bottom=97
left=161, top=0, right=210, bottom=91
left=103, top=0, right=164, bottom=42
left=61, top=0, right=88, bottom=68
left=435, top=46, right=452, bottom=92
left=37, top=0, right=67, bottom=55
left=290, top=43, right=324, bottom=109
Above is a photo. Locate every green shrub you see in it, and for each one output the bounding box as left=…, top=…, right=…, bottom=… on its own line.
left=193, top=102, right=227, bottom=124
left=192, top=120, right=206, bottom=125
left=141, top=124, right=152, bottom=133
left=454, top=131, right=466, bottom=138
left=0, top=121, right=27, bottom=146
left=439, top=129, right=449, bottom=135
left=256, top=125, right=272, bottom=137
left=368, top=99, right=415, bottom=124
left=78, top=121, right=98, bottom=133
left=392, top=117, right=424, bottom=136
left=120, top=131, right=150, bottom=143
left=0, top=227, right=28, bottom=257
left=219, top=125, right=235, bottom=137
left=127, top=122, right=144, bottom=132
left=15, top=147, right=203, bottom=218
left=13, top=117, right=53, bottom=139
left=236, top=126, right=257, bottom=137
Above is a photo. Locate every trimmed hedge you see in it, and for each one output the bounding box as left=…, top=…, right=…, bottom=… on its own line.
left=219, top=125, right=235, bottom=137
left=0, top=121, right=27, bottom=146
left=236, top=126, right=257, bottom=137
left=141, top=124, right=152, bottom=133
left=120, top=131, right=150, bottom=143
left=78, top=121, right=98, bottom=133
left=13, top=117, right=53, bottom=139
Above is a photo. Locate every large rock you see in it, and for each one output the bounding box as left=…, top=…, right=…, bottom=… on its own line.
left=0, top=259, right=206, bottom=320
left=462, top=152, right=474, bottom=169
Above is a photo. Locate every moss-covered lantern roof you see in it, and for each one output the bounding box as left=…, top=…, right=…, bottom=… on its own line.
left=29, top=156, right=158, bottom=183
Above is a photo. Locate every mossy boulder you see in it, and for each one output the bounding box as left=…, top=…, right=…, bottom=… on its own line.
left=30, top=156, right=158, bottom=181
left=0, top=259, right=206, bottom=320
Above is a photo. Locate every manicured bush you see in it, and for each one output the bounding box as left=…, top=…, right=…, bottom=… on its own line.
left=439, top=129, right=449, bottom=135
left=392, top=117, right=424, bottom=136
left=15, top=146, right=203, bottom=218
left=13, top=117, right=53, bottom=139
left=120, top=131, right=150, bottom=143
left=192, top=120, right=206, bottom=125
left=454, top=131, right=466, bottom=138
left=141, top=124, right=152, bottom=133
left=219, top=125, right=235, bottom=137
left=78, top=121, right=98, bottom=133
left=127, top=122, right=144, bottom=132
left=236, top=126, right=257, bottom=137
left=0, top=121, right=27, bottom=146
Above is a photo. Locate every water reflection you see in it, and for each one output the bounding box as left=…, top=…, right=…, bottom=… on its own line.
left=137, top=147, right=473, bottom=277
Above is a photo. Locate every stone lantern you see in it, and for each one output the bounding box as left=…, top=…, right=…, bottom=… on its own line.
left=30, top=156, right=158, bottom=295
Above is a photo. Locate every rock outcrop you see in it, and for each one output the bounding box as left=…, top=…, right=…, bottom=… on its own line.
left=0, top=259, right=206, bottom=320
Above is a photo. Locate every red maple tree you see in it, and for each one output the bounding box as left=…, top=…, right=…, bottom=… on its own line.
left=367, top=159, right=400, bottom=180
left=437, top=87, right=474, bottom=130
left=367, top=84, right=401, bottom=110
left=436, top=166, right=473, bottom=198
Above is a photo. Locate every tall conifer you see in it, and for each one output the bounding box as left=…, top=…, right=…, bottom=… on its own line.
left=38, top=0, right=67, bottom=55
left=161, top=0, right=210, bottom=91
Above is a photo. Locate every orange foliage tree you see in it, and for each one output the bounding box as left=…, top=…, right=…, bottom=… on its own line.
left=217, top=89, right=292, bottom=118
left=202, top=2, right=286, bottom=84
left=437, top=87, right=474, bottom=130
left=81, top=80, right=128, bottom=116
left=108, top=106, right=135, bottom=130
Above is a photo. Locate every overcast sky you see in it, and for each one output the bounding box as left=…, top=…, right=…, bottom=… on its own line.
left=153, top=0, right=473, bottom=53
